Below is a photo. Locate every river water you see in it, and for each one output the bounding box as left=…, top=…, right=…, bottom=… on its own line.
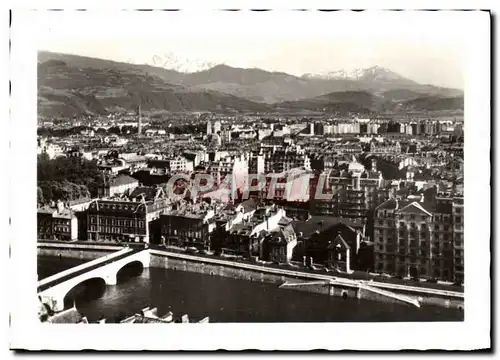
left=38, top=256, right=464, bottom=323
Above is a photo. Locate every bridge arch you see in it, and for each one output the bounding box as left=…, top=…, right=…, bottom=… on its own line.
left=61, top=277, right=108, bottom=310
left=115, top=260, right=145, bottom=283
left=38, top=250, right=151, bottom=312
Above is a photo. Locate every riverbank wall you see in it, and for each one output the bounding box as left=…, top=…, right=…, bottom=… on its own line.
left=149, top=250, right=362, bottom=300
left=149, top=250, right=463, bottom=309
left=37, top=243, right=464, bottom=309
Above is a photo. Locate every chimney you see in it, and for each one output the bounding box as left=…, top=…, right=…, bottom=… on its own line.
left=137, top=104, right=142, bottom=135
left=354, top=174, right=361, bottom=191
left=56, top=200, right=65, bottom=214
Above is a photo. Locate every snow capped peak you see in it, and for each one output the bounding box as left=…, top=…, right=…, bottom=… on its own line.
left=303, top=66, right=405, bottom=81
left=149, top=52, right=216, bottom=73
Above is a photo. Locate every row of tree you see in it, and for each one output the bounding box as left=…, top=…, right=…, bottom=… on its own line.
left=37, top=123, right=206, bottom=138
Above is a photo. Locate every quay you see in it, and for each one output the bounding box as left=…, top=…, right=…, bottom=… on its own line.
left=37, top=242, right=464, bottom=310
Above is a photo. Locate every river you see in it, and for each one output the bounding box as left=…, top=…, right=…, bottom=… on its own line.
left=38, top=255, right=464, bottom=323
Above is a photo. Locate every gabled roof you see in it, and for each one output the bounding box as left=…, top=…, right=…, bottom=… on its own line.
left=396, top=201, right=433, bottom=217
left=269, top=224, right=296, bottom=245
left=328, top=233, right=350, bottom=250
left=376, top=198, right=398, bottom=211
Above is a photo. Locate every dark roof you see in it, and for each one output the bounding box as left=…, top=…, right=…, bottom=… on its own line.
left=182, top=152, right=197, bottom=161
left=376, top=198, right=399, bottom=211
left=111, top=174, right=139, bottom=187
left=129, top=186, right=160, bottom=201
left=292, top=216, right=344, bottom=238
left=239, top=198, right=258, bottom=213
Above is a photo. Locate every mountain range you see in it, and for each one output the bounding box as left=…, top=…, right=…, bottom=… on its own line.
left=38, top=51, right=464, bottom=118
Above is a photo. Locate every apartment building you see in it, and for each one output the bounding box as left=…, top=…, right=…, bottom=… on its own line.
left=263, top=146, right=311, bottom=173
left=160, top=202, right=216, bottom=250
left=86, top=187, right=171, bottom=244
left=370, top=141, right=402, bottom=154
left=37, top=201, right=78, bottom=241
left=373, top=194, right=464, bottom=283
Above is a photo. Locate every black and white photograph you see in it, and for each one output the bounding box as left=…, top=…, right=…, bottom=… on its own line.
left=7, top=7, right=491, bottom=351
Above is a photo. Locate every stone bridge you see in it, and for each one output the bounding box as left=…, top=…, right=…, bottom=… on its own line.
left=38, top=248, right=150, bottom=311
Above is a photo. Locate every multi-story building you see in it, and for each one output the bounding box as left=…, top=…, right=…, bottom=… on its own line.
left=435, top=193, right=464, bottom=284
left=366, top=123, right=380, bottom=135
left=261, top=168, right=311, bottom=202
left=206, top=120, right=212, bottom=135
left=373, top=194, right=464, bottom=283
left=98, top=174, right=139, bottom=198
left=248, top=151, right=265, bottom=174
left=37, top=138, right=66, bottom=159
left=86, top=187, right=171, bottom=244
left=37, top=201, right=78, bottom=241
left=292, top=216, right=365, bottom=269
left=310, top=161, right=384, bottom=219
left=267, top=224, right=297, bottom=264
left=160, top=202, right=216, bottom=250
left=149, top=156, right=194, bottom=173
left=331, top=143, right=363, bottom=154
left=310, top=154, right=339, bottom=173
left=332, top=122, right=361, bottom=134
left=370, top=141, right=402, bottom=154
left=263, top=146, right=311, bottom=173
left=207, top=154, right=248, bottom=200
left=219, top=206, right=287, bottom=258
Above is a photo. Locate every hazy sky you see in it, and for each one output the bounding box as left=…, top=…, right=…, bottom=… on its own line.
left=36, top=10, right=465, bottom=89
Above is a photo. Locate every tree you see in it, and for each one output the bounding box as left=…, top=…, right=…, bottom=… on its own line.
left=108, top=126, right=121, bottom=135
left=38, top=157, right=104, bottom=200
left=37, top=187, right=44, bottom=205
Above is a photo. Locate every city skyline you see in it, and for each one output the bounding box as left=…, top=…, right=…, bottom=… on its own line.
left=37, top=10, right=464, bottom=89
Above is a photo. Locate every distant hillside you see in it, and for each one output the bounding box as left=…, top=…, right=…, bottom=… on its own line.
left=400, top=96, right=464, bottom=111
left=275, top=91, right=382, bottom=115
left=39, top=51, right=463, bottom=107
left=380, top=89, right=427, bottom=102
left=178, top=64, right=360, bottom=103
left=276, top=90, right=464, bottom=114
left=38, top=53, right=269, bottom=117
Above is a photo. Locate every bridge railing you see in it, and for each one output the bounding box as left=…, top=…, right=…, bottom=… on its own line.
left=37, top=242, right=124, bottom=251
left=38, top=247, right=133, bottom=288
